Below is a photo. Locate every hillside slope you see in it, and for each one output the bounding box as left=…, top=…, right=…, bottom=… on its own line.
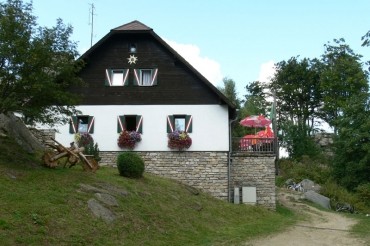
left=0, top=138, right=297, bottom=245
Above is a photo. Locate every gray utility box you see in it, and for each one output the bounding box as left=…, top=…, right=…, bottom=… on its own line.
left=242, top=187, right=256, bottom=205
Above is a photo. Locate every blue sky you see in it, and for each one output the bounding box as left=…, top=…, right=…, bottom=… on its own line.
left=32, top=0, right=370, bottom=98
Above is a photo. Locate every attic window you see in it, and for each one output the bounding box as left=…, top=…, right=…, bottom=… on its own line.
left=105, top=69, right=129, bottom=86
left=129, top=43, right=137, bottom=53
left=133, top=69, right=158, bottom=86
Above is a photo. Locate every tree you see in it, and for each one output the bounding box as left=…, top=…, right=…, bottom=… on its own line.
left=268, top=57, right=323, bottom=158
left=218, top=77, right=241, bottom=109
left=319, top=39, right=369, bottom=132
left=232, top=80, right=269, bottom=137
left=332, top=95, right=370, bottom=190
left=330, top=35, right=370, bottom=190
left=242, top=81, right=268, bottom=117
left=0, top=0, right=83, bottom=126
left=217, top=77, right=245, bottom=136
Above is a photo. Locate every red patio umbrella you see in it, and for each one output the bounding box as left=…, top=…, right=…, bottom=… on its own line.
left=257, top=125, right=274, bottom=138
left=239, top=115, right=271, bottom=128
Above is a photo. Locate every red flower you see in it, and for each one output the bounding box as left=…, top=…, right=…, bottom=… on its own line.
left=168, top=130, right=192, bottom=150
left=117, top=130, right=141, bottom=150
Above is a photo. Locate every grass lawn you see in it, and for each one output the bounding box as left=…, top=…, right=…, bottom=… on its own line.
left=0, top=167, right=296, bottom=245
left=0, top=137, right=297, bottom=245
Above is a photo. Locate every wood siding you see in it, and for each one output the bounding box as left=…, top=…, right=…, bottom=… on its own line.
left=73, top=33, right=223, bottom=105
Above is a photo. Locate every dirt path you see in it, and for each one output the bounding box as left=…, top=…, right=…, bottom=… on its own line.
left=247, top=190, right=367, bottom=246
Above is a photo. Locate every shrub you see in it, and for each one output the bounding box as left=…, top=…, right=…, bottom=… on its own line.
left=117, top=152, right=145, bottom=178
left=84, top=142, right=101, bottom=162
left=320, top=180, right=368, bottom=212
left=277, top=157, right=331, bottom=185
left=355, top=183, right=370, bottom=207
left=74, top=133, right=101, bottom=161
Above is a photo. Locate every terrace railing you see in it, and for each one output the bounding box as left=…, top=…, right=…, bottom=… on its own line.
left=232, top=137, right=277, bottom=154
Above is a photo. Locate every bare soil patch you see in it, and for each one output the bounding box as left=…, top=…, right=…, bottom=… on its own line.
left=246, top=189, right=367, bottom=246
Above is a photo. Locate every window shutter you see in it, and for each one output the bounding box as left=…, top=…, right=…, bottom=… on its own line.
left=87, top=116, right=95, bottom=133
left=69, top=116, right=78, bottom=134
left=133, top=69, right=140, bottom=86
left=105, top=69, right=112, bottom=86
left=167, top=115, right=174, bottom=133
left=136, top=115, right=143, bottom=133
left=123, top=69, right=129, bottom=86
left=185, top=115, right=193, bottom=133
left=150, top=68, right=158, bottom=86
left=117, top=115, right=125, bottom=133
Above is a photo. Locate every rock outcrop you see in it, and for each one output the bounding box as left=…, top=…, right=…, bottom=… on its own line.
left=0, top=113, right=44, bottom=153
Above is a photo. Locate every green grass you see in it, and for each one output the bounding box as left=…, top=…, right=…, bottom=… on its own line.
left=0, top=137, right=298, bottom=245
left=351, top=214, right=370, bottom=242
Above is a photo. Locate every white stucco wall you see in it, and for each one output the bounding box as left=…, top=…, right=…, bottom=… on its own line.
left=52, top=105, right=230, bottom=151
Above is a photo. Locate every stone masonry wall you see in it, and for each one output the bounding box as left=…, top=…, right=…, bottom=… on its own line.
left=99, top=151, right=229, bottom=200
left=100, top=151, right=276, bottom=209
left=29, top=128, right=56, bottom=146
left=230, top=153, right=276, bottom=210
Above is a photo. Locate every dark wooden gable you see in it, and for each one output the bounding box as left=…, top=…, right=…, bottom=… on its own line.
left=74, top=20, right=235, bottom=113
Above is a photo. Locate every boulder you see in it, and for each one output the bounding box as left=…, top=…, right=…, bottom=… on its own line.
left=304, top=190, right=331, bottom=209
left=0, top=113, right=44, bottom=153
left=95, top=193, right=119, bottom=207
left=87, top=199, right=116, bottom=224
left=299, top=179, right=321, bottom=192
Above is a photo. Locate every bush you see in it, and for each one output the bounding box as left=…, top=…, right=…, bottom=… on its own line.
left=117, top=152, right=145, bottom=178
left=277, top=157, right=331, bottom=185
left=320, top=180, right=368, bottom=212
left=74, top=133, right=101, bottom=161
left=84, top=142, right=101, bottom=162
left=356, top=183, right=370, bottom=207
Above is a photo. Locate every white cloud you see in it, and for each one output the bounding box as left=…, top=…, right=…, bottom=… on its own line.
left=164, top=39, right=223, bottom=86
left=258, top=60, right=276, bottom=83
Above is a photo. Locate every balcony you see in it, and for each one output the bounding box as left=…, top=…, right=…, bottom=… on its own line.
left=231, top=137, right=278, bottom=155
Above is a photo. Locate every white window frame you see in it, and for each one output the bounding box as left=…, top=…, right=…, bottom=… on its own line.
left=105, top=69, right=129, bottom=86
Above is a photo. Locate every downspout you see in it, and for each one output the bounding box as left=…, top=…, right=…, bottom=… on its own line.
left=228, top=114, right=238, bottom=203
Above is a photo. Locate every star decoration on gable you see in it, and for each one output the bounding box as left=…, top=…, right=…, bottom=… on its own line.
left=127, top=55, right=138, bottom=64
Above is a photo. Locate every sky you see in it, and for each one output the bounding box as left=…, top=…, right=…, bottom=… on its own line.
left=31, top=0, right=370, bottom=98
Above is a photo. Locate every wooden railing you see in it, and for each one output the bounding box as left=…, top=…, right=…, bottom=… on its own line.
left=232, top=137, right=277, bottom=154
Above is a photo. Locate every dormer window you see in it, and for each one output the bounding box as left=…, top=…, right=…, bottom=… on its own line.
left=129, top=43, right=137, bottom=53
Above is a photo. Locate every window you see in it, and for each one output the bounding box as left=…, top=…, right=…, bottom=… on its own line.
left=117, top=115, right=143, bottom=133
left=140, top=70, right=152, bottom=86
left=70, top=115, right=95, bottom=134
left=174, top=116, right=186, bottom=131
left=133, top=69, right=158, bottom=86
left=129, top=43, right=137, bottom=53
left=105, top=69, right=129, bottom=86
left=167, top=115, right=193, bottom=133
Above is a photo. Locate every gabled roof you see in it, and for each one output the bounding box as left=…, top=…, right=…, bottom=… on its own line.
left=112, top=20, right=152, bottom=31
left=79, top=20, right=236, bottom=115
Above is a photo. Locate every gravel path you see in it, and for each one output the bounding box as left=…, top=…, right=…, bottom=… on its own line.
left=246, top=190, right=367, bottom=246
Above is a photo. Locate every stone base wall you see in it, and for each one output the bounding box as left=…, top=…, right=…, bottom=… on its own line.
left=29, top=128, right=56, bottom=146
left=230, top=153, right=276, bottom=210
left=100, top=151, right=229, bottom=200
left=99, top=151, right=276, bottom=209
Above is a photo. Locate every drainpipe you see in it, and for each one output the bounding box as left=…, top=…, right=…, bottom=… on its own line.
left=228, top=113, right=238, bottom=203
